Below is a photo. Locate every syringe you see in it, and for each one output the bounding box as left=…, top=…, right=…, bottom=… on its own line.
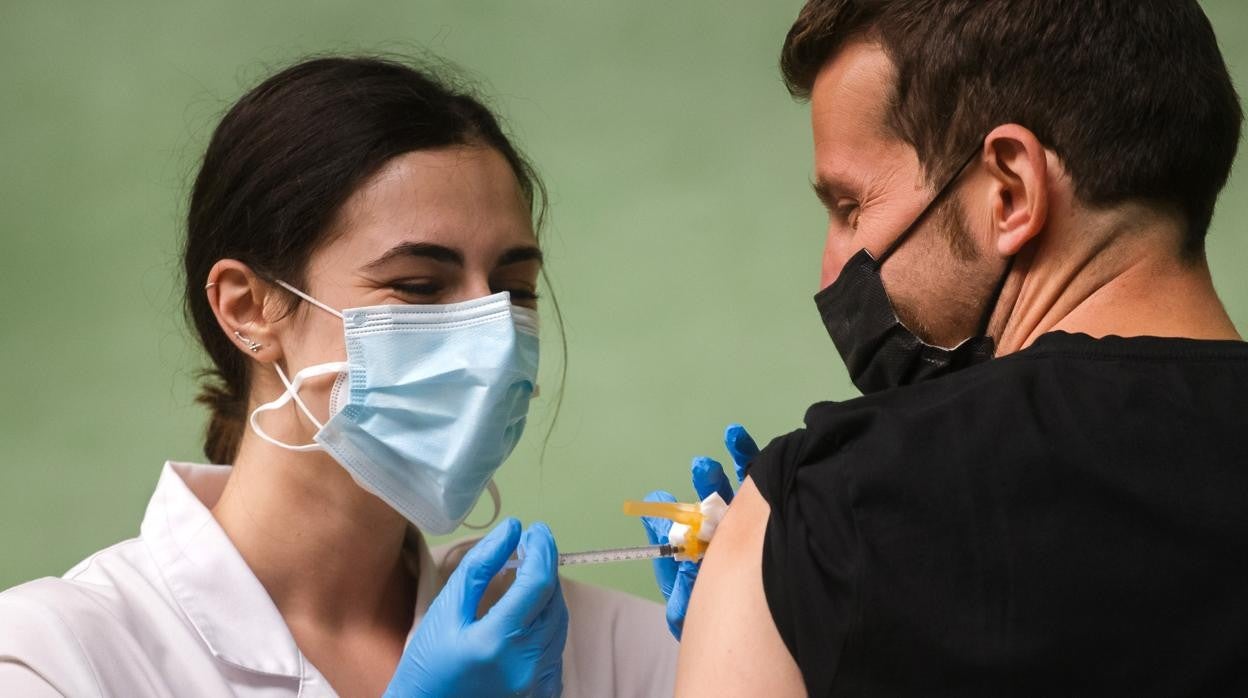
left=502, top=543, right=685, bottom=570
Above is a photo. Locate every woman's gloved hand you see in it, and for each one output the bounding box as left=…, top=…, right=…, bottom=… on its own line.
left=640, top=423, right=759, bottom=639
left=384, top=518, right=568, bottom=697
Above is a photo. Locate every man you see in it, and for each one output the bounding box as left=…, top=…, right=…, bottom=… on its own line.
left=673, top=1, right=1248, bottom=695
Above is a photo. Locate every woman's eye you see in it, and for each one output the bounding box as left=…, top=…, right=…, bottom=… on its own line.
left=504, top=288, right=540, bottom=302
left=492, top=283, right=540, bottom=306
left=391, top=281, right=442, bottom=297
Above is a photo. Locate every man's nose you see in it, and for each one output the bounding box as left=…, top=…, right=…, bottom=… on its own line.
left=820, top=240, right=850, bottom=291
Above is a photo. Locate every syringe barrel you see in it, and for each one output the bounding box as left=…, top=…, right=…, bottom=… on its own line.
left=501, top=543, right=683, bottom=570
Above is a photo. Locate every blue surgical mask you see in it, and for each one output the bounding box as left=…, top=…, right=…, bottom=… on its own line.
left=249, top=283, right=540, bottom=535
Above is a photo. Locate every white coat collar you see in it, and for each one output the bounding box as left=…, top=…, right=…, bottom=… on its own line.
left=139, top=461, right=442, bottom=679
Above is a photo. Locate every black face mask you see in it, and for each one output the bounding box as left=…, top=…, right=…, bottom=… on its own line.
left=814, top=151, right=1010, bottom=394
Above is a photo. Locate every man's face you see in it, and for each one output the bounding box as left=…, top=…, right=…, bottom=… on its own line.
left=810, top=40, right=995, bottom=347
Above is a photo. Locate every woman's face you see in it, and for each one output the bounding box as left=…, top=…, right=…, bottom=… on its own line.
left=267, top=145, right=541, bottom=419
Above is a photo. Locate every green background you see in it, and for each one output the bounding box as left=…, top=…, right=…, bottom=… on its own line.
left=2, top=1, right=1246, bottom=602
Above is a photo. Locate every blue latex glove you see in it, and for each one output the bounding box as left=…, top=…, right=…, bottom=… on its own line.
left=384, top=518, right=568, bottom=697
left=641, top=423, right=760, bottom=639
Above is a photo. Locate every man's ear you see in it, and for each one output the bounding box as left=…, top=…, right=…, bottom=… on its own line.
left=204, top=259, right=283, bottom=364
left=980, top=124, right=1049, bottom=256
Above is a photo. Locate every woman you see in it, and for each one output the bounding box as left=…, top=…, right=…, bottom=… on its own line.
left=0, top=56, right=676, bottom=697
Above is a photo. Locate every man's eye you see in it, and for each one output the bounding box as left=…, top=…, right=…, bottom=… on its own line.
left=836, top=200, right=860, bottom=230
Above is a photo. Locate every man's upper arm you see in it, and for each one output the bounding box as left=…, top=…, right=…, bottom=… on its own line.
left=675, top=477, right=805, bottom=697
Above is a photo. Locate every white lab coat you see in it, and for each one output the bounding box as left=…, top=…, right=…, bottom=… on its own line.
left=0, top=462, right=677, bottom=697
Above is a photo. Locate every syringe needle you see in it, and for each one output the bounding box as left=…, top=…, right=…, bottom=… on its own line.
left=502, top=543, right=685, bottom=570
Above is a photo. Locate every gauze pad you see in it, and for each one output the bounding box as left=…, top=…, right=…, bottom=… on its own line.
left=666, top=491, right=730, bottom=562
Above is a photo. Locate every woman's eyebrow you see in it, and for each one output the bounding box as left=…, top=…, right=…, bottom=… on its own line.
left=364, top=242, right=464, bottom=269
left=495, top=245, right=543, bottom=267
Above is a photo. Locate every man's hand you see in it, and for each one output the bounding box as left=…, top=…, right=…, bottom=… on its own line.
left=640, top=424, right=760, bottom=639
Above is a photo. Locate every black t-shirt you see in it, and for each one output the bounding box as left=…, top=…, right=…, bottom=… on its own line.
left=751, top=332, right=1248, bottom=697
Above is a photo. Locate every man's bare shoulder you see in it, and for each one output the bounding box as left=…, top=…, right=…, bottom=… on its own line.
left=675, top=478, right=805, bottom=697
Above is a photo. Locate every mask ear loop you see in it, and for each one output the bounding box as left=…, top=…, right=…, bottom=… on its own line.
left=248, top=280, right=350, bottom=452
left=460, top=480, right=502, bottom=530
left=276, top=362, right=326, bottom=432
left=876, top=147, right=983, bottom=265
left=250, top=362, right=348, bottom=452
left=276, top=280, right=344, bottom=319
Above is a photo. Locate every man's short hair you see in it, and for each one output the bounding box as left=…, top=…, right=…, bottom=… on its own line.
left=781, top=0, right=1242, bottom=253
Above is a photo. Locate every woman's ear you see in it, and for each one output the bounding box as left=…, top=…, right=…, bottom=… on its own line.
left=980, top=124, right=1050, bottom=256
left=204, top=259, right=283, bottom=364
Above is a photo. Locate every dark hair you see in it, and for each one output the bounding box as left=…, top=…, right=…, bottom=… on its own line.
left=780, top=0, right=1242, bottom=253
left=184, top=56, right=548, bottom=464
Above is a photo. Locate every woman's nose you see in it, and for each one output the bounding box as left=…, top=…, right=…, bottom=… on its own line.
left=446, top=277, right=496, bottom=304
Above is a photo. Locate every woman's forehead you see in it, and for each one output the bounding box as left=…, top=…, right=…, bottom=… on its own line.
left=321, top=146, right=537, bottom=267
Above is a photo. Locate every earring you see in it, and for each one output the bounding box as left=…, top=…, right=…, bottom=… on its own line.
left=234, top=330, right=263, bottom=353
